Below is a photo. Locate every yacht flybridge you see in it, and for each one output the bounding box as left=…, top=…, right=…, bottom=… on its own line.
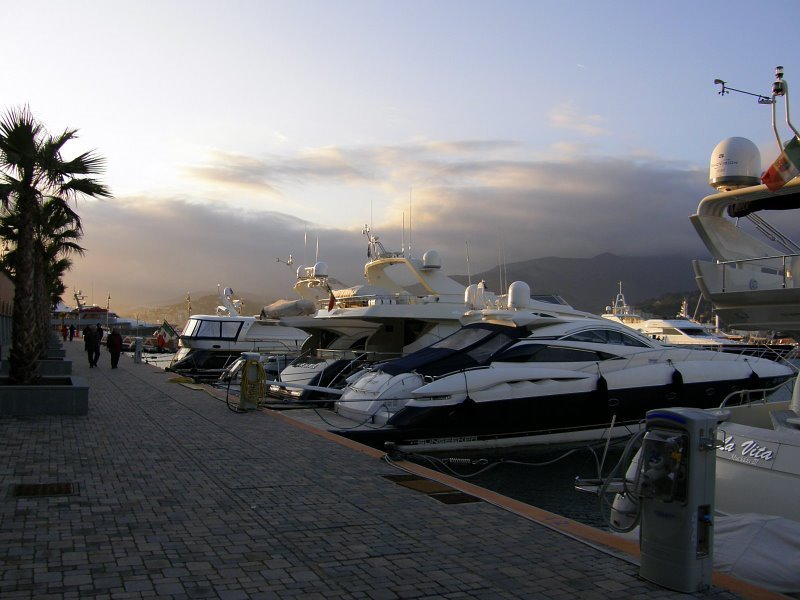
left=268, top=228, right=495, bottom=400
left=692, top=66, right=800, bottom=340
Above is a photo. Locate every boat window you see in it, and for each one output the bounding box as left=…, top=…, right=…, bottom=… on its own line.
left=495, top=343, right=615, bottom=363
left=564, top=330, right=606, bottom=343
left=675, top=327, right=712, bottom=338
left=190, top=319, right=244, bottom=340
left=220, top=321, right=242, bottom=339
left=430, top=327, right=495, bottom=351
left=467, top=331, right=520, bottom=363
left=182, top=319, right=200, bottom=337
left=377, top=323, right=528, bottom=377
left=563, top=329, right=649, bottom=347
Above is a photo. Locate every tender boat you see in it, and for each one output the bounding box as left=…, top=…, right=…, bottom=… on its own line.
left=330, top=280, right=794, bottom=452
left=167, top=286, right=310, bottom=380
left=712, top=382, right=800, bottom=521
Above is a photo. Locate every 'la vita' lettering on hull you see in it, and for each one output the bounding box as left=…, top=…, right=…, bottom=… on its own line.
left=719, top=435, right=776, bottom=462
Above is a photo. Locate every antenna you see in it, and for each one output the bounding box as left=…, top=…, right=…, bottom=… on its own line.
left=769, top=66, right=800, bottom=151
left=465, top=241, right=472, bottom=285
left=713, top=78, right=773, bottom=104
left=401, top=212, right=405, bottom=255
left=408, top=187, right=413, bottom=259
left=315, top=236, right=319, bottom=262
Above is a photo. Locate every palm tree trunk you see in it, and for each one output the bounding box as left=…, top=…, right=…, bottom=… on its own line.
left=9, top=204, right=37, bottom=383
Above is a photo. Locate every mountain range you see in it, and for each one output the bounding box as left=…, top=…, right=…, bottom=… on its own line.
left=120, top=253, right=702, bottom=325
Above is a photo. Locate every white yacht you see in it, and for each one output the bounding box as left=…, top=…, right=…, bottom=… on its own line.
left=268, top=228, right=502, bottom=401
left=603, top=285, right=793, bottom=358
left=691, top=66, right=800, bottom=342
left=330, top=280, right=793, bottom=452
left=167, top=286, right=311, bottom=380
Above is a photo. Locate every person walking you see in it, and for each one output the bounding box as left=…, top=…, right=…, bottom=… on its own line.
left=106, top=328, right=123, bottom=369
left=68, top=324, right=75, bottom=341
left=83, top=324, right=97, bottom=367
left=92, top=324, right=103, bottom=367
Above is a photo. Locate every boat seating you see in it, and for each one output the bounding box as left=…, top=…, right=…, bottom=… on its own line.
left=769, top=409, right=800, bottom=431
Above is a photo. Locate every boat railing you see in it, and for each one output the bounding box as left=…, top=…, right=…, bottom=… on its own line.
left=718, top=379, right=794, bottom=409
left=717, top=253, right=800, bottom=292
left=316, top=348, right=402, bottom=362
left=318, top=293, right=454, bottom=310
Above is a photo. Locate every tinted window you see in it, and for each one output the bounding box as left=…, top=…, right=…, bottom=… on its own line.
left=563, top=330, right=607, bottom=343
left=563, top=328, right=649, bottom=347
left=431, top=327, right=494, bottom=351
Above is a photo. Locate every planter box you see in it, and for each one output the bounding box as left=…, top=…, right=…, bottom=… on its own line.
left=0, top=359, right=72, bottom=376
left=45, top=347, right=66, bottom=359
left=0, top=375, right=89, bottom=416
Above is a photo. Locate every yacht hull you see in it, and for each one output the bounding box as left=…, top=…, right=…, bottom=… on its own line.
left=394, top=374, right=786, bottom=432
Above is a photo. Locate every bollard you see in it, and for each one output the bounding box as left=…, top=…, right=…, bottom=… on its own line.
left=134, top=337, right=143, bottom=364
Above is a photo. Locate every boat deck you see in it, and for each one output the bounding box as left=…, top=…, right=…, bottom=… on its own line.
left=0, top=342, right=783, bottom=599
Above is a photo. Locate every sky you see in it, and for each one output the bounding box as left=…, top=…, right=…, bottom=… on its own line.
left=3, top=1, right=800, bottom=313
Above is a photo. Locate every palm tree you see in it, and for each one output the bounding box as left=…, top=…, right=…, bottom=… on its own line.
left=0, top=106, right=110, bottom=383
left=34, top=197, right=85, bottom=351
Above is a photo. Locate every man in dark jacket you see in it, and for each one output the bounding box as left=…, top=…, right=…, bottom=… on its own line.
left=83, top=325, right=97, bottom=367
left=106, top=328, right=123, bottom=369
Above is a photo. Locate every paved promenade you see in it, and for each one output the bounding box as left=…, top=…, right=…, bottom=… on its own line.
left=0, top=342, right=780, bottom=599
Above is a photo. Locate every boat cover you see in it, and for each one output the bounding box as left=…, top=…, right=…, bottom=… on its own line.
left=261, top=299, right=316, bottom=318
left=713, top=513, right=800, bottom=593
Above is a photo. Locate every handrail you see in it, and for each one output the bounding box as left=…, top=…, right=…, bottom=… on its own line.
left=716, top=252, right=799, bottom=265
left=318, top=293, right=459, bottom=310
left=718, top=380, right=793, bottom=409
left=716, top=253, right=794, bottom=292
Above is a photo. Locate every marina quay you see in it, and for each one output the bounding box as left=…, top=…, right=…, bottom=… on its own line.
left=0, top=342, right=782, bottom=599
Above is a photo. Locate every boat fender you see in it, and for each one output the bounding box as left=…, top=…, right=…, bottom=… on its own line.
left=595, top=372, right=609, bottom=402
left=666, top=360, right=684, bottom=400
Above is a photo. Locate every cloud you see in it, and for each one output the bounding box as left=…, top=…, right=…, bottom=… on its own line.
left=548, top=103, right=608, bottom=136
left=63, top=142, right=731, bottom=313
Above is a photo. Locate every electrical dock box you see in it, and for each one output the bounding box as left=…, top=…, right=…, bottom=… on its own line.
left=638, top=407, right=717, bottom=593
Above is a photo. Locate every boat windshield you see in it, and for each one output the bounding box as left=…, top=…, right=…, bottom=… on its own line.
left=181, top=318, right=243, bottom=340
left=376, top=323, right=528, bottom=377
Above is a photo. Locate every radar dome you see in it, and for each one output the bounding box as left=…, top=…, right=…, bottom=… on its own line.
left=709, top=137, right=761, bottom=191
left=508, top=281, right=531, bottom=309
left=422, top=250, right=441, bottom=269
left=313, top=262, right=328, bottom=277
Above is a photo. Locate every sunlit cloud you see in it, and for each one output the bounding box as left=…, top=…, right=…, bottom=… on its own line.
left=548, top=103, right=608, bottom=136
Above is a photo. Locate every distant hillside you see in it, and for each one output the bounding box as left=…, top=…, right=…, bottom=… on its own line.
left=119, top=293, right=276, bottom=326
left=456, top=253, right=698, bottom=314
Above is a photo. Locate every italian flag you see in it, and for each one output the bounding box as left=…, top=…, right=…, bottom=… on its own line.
left=762, top=135, right=800, bottom=192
